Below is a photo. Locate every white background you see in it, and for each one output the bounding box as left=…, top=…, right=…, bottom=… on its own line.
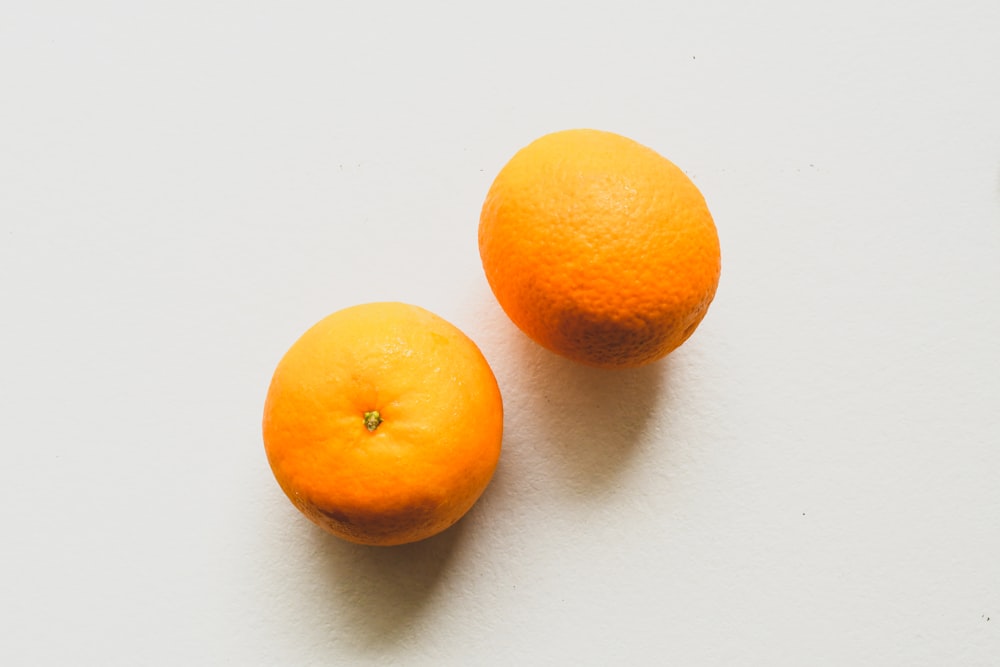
left=2, top=1, right=999, bottom=665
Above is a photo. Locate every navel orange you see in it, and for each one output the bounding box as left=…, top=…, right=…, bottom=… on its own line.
left=479, top=129, right=721, bottom=368
left=262, top=302, right=503, bottom=546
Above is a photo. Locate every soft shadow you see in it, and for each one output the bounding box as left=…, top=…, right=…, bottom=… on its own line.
left=306, top=516, right=466, bottom=652
left=504, top=323, right=671, bottom=496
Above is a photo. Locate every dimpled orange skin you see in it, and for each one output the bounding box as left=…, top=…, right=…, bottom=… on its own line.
left=262, top=302, right=503, bottom=546
left=479, top=129, right=721, bottom=368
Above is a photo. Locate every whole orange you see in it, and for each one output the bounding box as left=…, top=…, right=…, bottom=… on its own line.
left=479, top=129, right=721, bottom=368
left=262, top=302, right=503, bottom=546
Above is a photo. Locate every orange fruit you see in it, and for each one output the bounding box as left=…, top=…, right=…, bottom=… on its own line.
left=479, top=129, right=721, bottom=368
left=262, top=302, right=503, bottom=546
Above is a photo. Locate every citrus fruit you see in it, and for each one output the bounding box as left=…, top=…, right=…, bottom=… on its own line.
left=262, top=302, right=503, bottom=546
left=479, top=129, right=721, bottom=368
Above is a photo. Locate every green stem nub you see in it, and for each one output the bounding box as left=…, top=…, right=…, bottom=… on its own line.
left=363, top=410, right=383, bottom=432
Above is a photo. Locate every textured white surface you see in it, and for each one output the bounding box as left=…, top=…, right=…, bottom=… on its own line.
left=2, top=1, right=999, bottom=665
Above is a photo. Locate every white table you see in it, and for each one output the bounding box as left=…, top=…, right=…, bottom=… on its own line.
left=2, top=2, right=998, bottom=664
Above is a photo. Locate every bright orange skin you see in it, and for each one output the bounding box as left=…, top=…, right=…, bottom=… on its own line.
left=262, top=302, right=503, bottom=546
left=479, top=129, right=721, bottom=368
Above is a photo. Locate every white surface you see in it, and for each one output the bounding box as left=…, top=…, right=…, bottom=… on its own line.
left=2, top=1, right=999, bottom=665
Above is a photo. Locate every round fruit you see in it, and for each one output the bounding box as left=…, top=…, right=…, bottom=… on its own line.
left=479, top=129, right=721, bottom=368
left=262, top=302, right=503, bottom=546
